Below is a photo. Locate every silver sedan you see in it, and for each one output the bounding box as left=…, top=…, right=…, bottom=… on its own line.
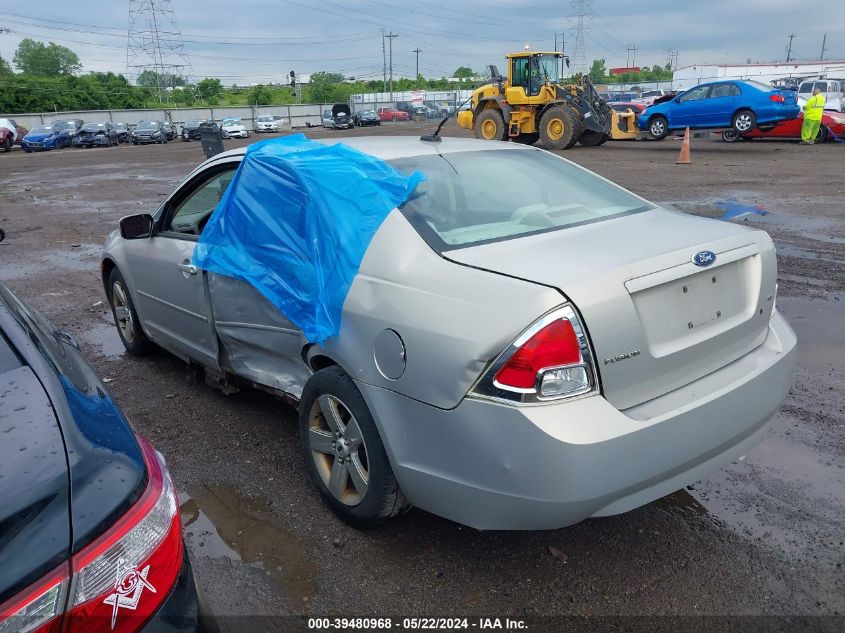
left=101, top=136, right=796, bottom=529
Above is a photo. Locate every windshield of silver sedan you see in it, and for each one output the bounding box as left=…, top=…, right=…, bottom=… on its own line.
left=391, top=149, right=653, bottom=249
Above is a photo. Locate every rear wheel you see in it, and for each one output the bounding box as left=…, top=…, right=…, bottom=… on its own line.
left=3, top=137, right=10, bottom=152
left=107, top=267, right=151, bottom=355
left=299, top=366, right=409, bottom=528
left=578, top=131, right=608, bottom=146
left=815, top=125, right=829, bottom=143
left=721, top=129, right=740, bottom=142
left=539, top=105, right=578, bottom=150
left=475, top=108, right=507, bottom=141
left=648, top=116, right=669, bottom=140
left=732, top=109, right=756, bottom=134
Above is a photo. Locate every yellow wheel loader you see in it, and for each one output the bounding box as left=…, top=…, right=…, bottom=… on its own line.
left=456, top=51, right=639, bottom=150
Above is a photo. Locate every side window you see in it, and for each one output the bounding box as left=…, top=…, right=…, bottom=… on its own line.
left=710, top=84, right=740, bottom=98
left=166, top=166, right=238, bottom=236
left=512, top=58, right=529, bottom=90
left=678, top=86, right=710, bottom=102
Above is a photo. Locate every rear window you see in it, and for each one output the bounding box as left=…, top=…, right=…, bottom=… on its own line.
left=745, top=80, right=775, bottom=92
left=391, top=149, right=652, bottom=250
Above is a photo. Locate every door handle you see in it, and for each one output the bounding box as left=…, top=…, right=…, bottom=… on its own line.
left=178, top=262, right=198, bottom=276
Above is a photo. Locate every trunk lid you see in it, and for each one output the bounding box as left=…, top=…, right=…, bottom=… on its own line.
left=447, top=209, right=777, bottom=410
left=0, top=364, right=70, bottom=604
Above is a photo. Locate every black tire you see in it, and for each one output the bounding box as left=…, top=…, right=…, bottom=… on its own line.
left=106, top=267, right=151, bottom=355
left=732, top=109, right=756, bottom=134
left=816, top=125, right=829, bottom=143
left=578, top=131, right=609, bottom=146
left=299, top=366, right=409, bottom=528
left=474, top=108, right=507, bottom=141
left=3, top=137, right=11, bottom=152
left=539, top=105, right=578, bottom=150
left=513, top=132, right=539, bottom=145
left=132, top=141, right=138, bottom=145
left=721, top=129, right=740, bottom=143
left=648, top=115, right=669, bottom=140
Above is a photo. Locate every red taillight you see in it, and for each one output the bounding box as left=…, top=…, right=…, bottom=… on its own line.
left=769, top=94, right=785, bottom=103
left=495, top=318, right=582, bottom=389
left=0, top=564, right=68, bottom=633
left=472, top=305, right=595, bottom=404
left=0, top=437, right=182, bottom=633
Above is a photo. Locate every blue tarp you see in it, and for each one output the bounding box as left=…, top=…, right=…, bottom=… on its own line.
left=193, top=134, right=424, bottom=344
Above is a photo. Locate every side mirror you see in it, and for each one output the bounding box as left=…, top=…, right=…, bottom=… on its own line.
left=119, top=214, right=154, bottom=240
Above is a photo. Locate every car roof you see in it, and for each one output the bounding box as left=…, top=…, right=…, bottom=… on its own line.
left=204, top=135, right=525, bottom=165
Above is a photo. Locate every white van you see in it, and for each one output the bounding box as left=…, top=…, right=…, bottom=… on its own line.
left=797, top=78, right=844, bottom=112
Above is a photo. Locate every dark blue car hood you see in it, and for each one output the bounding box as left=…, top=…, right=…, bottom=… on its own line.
left=23, top=132, right=57, bottom=142
left=0, top=283, right=146, bottom=604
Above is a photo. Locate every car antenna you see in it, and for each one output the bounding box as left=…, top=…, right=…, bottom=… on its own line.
left=420, top=94, right=475, bottom=143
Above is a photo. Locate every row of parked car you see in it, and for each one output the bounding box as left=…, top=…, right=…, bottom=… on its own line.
left=319, top=101, right=459, bottom=129
left=0, top=116, right=272, bottom=153
left=608, top=77, right=845, bottom=143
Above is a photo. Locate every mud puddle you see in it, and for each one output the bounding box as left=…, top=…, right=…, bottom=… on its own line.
left=79, top=320, right=125, bottom=359
left=777, top=296, right=844, bottom=376
left=180, top=484, right=316, bottom=605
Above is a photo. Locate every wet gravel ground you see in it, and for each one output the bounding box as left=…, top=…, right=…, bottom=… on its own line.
left=0, top=122, right=842, bottom=630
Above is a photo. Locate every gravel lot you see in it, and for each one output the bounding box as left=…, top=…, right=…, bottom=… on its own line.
left=1, top=122, right=842, bottom=630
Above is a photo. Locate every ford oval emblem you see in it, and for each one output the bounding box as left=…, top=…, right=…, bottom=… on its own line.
left=692, top=250, right=717, bottom=267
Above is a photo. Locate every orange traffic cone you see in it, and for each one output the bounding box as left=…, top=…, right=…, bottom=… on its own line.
left=676, top=127, right=692, bottom=164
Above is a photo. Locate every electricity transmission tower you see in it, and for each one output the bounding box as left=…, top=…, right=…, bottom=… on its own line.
left=568, top=0, right=593, bottom=77
left=126, top=0, right=194, bottom=102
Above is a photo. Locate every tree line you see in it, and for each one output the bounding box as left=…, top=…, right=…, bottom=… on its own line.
left=0, top=38, right=483, bottom=114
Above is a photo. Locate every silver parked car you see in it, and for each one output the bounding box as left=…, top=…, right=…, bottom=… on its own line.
left=101, top=137, right=796, bottom=530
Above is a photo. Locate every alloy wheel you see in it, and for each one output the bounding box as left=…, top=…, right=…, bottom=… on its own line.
left=111, top=281, right=135, bottom=344
left=735, top=113, right=753, bottom=132
left=307, top=394, right=369, bottom=506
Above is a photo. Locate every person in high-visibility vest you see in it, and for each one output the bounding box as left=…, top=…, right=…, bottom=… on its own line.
left=800, top=87, right=826, bottom=144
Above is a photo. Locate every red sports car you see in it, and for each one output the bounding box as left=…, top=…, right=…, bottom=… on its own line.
left=377, top=107, right=410, bottom=122
left=721, top=109, right=845, bottom=143
left=607, top=102, right=646, bottom=115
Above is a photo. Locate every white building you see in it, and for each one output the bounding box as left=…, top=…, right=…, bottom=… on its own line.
left=673, top=60, right=845, bottom=90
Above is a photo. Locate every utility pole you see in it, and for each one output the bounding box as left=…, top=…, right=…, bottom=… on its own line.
left=786, top=33, right=796, bottom=62
left=386, top=31, right=398, bottom=102
left=381, top=28, right=387, bottom=93
left=819, top=33, right=827, bottom=61
left=413, top=48, right=422, bottom=89
left=626, top=44, right=637, bottom=68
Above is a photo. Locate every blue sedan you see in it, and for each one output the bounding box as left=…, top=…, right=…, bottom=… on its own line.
left=637, top=80, right=800, bottom=139
left=21, top=124, right=72, bottom=152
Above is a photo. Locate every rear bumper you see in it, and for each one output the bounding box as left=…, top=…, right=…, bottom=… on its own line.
left=358, top=312, right=797, bottom=530
left=142, top=549, right=206, bottom=632
left=756, top=105, right=801, bottom=125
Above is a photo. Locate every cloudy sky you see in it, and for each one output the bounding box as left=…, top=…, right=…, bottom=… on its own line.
left=1, top=0, right=842, bottom=84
